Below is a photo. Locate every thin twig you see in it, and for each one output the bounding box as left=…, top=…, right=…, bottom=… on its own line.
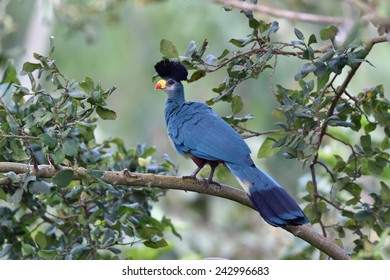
left=0, top=134, right=40, bottom=140
left=232, top=124, right=278, bottom=139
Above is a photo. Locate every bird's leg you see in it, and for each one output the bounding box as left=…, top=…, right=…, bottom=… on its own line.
left=204, top=161, right=222, bottom=189
left=183, top=166, right=202, bottom=182
left=182, top=156, right=205, bottom=183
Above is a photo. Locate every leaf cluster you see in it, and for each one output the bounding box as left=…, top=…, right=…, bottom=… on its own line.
left=0, top=48, right=178, bottom=259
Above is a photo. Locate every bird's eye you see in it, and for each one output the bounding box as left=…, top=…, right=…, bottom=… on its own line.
left=166, top=79, right=175, bottom=86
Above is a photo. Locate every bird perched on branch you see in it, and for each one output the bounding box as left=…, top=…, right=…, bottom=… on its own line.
left=154, top=59, right=308, bottom=227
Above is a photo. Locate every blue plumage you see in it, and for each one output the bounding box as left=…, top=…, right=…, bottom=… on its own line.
left=154, top=60, right=308, bottom=227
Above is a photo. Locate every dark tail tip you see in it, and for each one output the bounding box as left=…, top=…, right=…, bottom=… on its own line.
left=249, top=187, right=309, bottom=227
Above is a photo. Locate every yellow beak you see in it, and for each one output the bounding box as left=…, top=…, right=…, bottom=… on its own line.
left=154, top=79, right=166, bottom=90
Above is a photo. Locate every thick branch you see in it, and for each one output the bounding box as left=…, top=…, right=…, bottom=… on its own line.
left=0, top=162, right=350, bottom=260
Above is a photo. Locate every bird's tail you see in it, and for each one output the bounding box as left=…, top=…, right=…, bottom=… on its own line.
left=226, top=163, right=309, bottom=227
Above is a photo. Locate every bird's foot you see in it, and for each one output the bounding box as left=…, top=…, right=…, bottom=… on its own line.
left=182, top=175, right=221, bottom=189
left=182, top=175, right=201, bottom=184
left=203, top=178, right=222, bottom=190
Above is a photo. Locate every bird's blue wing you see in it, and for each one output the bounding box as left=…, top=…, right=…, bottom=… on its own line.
left=167, top=102, right=252, bottom=166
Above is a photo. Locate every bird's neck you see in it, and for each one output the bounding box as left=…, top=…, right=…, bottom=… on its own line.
left=164, top=85, right=186, bottom=121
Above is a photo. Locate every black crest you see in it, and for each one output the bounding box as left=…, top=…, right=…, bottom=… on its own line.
left=154, top=59, right=188, bottom=82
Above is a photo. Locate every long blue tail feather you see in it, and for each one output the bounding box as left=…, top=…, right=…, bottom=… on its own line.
left=227, top=163, right=309, bottom=227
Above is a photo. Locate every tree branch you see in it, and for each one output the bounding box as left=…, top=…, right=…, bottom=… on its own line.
left=0, top=162, right=350, bottom=260
left=211, top=0, right=389, bottom=25
left=212, top=0, right=346, bottom=24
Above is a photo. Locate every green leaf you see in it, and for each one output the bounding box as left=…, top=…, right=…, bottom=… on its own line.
left=328, top=56, right=346, bottom=74
left=342, top=182, right=362, bottom=198
left=35, top=231, right=48, bottom=249
left=267, top=21, right=279, bottom=36
left=184, top=40, right=197, bottom=58
left=68, top=90, right=86, bottom=99
left=22, top=244, right=36, bottom=255
left=29, top=181, right=52, bottom=195
left=291, top=40, right=305, bottom=47
left=0, top=188, right=6, bottom=201
left=320, top=25, right=338, bottom=40
left=380, top=182, right=390, bottom=203
left=231, top=65, right=246, bottom=72
left=249, top=17, right=259, bottom=29
left=257, top=138, right=281, bottom=158
left=22, top=62, right=42, bottom=73
left=62, top=139, right=79, bottom=156
left=360, top=134, right=371, bottom=150
left=140, top=146, right=157, bottom=158
left=313, top=62, right=328, bottom=77
left=79, top=77, right=95, bottom=93
left=144, top=238, right=168, bottom=249
left=231, top=95, right=244, bottom=114
left=381, top=136, right=389, bottom=150
left=89, top=170, right=117, bottom=193
left=364, top=122, right=376, bottom=134
left=327, top=120, right=354, bottom=128
left=160, top=39, right=178, bottom=59
left=52, top=170, right=74, bottom=188
left=0, top=244, right=12, bottom=258
left=295, top=63, right=317, bottom=80
left=69, top=244, right=91, bottom=259
left=4, top=171, right=21, bottom=185
left=96, top=106, right=117, bottom=120
left=107, top=247, right=122, bottom=255
left=1, top=60, right=20, bottom=84
left=205, top=54, right=217, bottom=64
left=317, top=49, right=336, bottom=63
left=317, top=201, right=328, bottom=213
left=308, top=34, right=317, bottom=45
left=317, top=69, right=332, bottom=93
left=188, top=70, right=206, bottom=83
left=294, top=28, right=305, bottom=40
left=368, top=159, right=385, bottom=175
left=8, top=188, right=24, bottom=205
left=229, top=37, right=254, bottom=48
left=303, top=203, right=317, bottom=224
left=354, top=209, right=373, bottom=222
left=39, top=133, right=58, bottom=149
left=54, top=148, right=66, bottom=164
left=218, top=49, right=230, bottom=60
left=37, top=250, right=58, bottom=260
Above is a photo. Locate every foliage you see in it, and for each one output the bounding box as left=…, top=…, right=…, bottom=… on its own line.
left=1, top=0, right=389, bottom=260
left=0, top=43, right=178, bottom=259
left=158, top=7, right=390, bottom=259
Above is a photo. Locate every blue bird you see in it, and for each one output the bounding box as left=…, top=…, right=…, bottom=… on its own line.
left=154, top=59, right=308, bottom=227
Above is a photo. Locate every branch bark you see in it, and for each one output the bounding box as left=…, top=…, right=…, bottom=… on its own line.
left=0, top=162, right=350, bottom=260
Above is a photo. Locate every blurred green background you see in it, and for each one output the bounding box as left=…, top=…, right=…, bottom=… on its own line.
left=1, top=0, right=389, bottom=259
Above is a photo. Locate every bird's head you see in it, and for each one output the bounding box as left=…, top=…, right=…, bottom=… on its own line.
left=154, top=59, right=188, bottom=95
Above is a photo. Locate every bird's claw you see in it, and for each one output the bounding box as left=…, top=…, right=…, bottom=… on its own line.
left=203, top=179, right=222, bottom=190
left=182, top=175, right=201, bottom=183
left=182, top=175, right=222, bottom=190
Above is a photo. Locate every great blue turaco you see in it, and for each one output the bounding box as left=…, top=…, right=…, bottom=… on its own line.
left=154, top=59, right=308, bottom=227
